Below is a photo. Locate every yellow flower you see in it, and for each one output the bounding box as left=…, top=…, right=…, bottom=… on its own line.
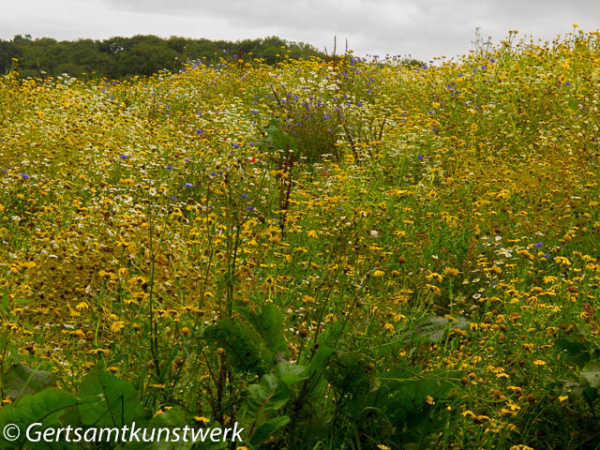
left=443, top=267, right=459, bottom=277
left=194, top=416, right=211, bottom=424
left=425, top=284, right=441, bottom=296
left=533, top=360, right=546, bottom=366
left=383, top=323, right=395, bottom=334
left=75, top=302, right=89, bottom=311
left=555, top=256, right=571, bottom=267
left=377, top=445, right=390, bottom=450
left=558, top=395, right=568, bottom=402
left=428, top=272, right=443, bottom=282
left=111, top=321, right=126, bottom=333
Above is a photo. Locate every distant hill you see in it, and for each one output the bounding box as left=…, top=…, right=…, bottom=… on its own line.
left=0, top=34, right=326, bottom=79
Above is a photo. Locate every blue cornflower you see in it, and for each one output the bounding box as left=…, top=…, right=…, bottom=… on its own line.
left=185, top=183, right=195, bottom=188
left=417, top=154, right=424, bottom=160
left=165, top=164, right=173, bottom=170
left=119, top=154, right=128, bottom=159
left=534, top=242, right=543, bottom=248
left=20, top=173, right=29, bottom=180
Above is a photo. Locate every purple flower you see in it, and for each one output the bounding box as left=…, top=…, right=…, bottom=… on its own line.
left=232, top=143, right=241, bottom=149
left=247, top=205, right=254, bottom=210
left=165, top=164, right=173, bottom=170
left=170, top=196, right=177, bottom=201
left=417, top=154, right=424, bottom=160
left=185, top=183, right=195, bottom=188
left=534, top=242, right=543, bottom=248
left=20, top=173, right=29, bottom=180
left=241, top=194, right=248, bottom=199
left=210, top=172, right=217, bottom=177
left=119, top=154, right=128, bottom=159
left=195, top=129, right=203, bottom=135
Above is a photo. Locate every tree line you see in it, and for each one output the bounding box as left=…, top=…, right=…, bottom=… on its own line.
left=0, top=34, right=326, bottom=79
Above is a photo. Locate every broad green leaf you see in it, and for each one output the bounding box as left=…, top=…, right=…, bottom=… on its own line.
left=78, top=368, right=144, bottom=427
left=308, top=345, right=335, bottom=375
left=262, top=120, right=298, bottom=152
left=251, top=303, right=289, bottom=360
left=581, top=360, right=600, bottom=388
left=120, top=407, right=193, bottom=450
left=1, top=362, right=57, bottom=399
left=412, top=316, right=470, bottom=343
left=275, top=362, right=307, bottom=386
left=204, top=318, right=272, bottom=375
left=0, top=388, right=79, bottom=449
left=244, top=374, right=289, bottom=420
left=556, top=338, right=592, bottom=368
left=249, top=415, right=290, bottom=448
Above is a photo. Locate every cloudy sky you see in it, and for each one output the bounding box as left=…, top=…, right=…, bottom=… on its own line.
left=1, top=0, right=599, bottom=61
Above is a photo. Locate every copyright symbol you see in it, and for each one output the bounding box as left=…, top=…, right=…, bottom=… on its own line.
left=3, top=424, right=21, bottom=442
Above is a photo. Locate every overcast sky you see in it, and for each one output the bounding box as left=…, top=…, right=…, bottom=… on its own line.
left=1, top=0, right=599, bottom=61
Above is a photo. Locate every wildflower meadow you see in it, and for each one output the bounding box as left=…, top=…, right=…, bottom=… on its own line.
left=2, top=29, right=600, bottom=449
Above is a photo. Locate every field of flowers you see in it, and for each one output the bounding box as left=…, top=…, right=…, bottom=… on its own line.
left=2, top=30, right=600, bottom=449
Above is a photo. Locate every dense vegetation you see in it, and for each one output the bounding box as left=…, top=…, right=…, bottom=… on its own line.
left=0, top=34, right=325, bottom=78
left=2, top=29, right=600, bottom=449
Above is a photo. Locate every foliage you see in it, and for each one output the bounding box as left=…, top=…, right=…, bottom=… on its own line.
left=1, top=34, right=325, bottom=78
left=2, top=28, right=600, bottom=449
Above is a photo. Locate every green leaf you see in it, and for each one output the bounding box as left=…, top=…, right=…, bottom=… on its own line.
left=581, top=360, right=600, bottom=388
left=0, top=388, right=79, bottom=449
left=262, top=119, right=297, bottom=152
left=120, top=407, right=193, bottom=450
left=583, top=386, right=599, bottom=408
left=412, top=316, right=470, bottom=343
left=251, top=303, right=289, bottom=360
left=78, top=368, right=144, bottom=427
left=244, top=374, right=290, bottom=420
left=249, top=415, right=290, bottom=448
left=1, top=362, right=57, bottom=399
left=204, top=318, right=272, bottom=375
left=556, top=338, right=592, bottom=368
left=308, top=345, right=335, bottom=375
left=275, top=362, right=307, bottom=386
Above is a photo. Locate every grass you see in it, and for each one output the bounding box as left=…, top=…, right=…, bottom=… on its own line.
left=1, top=29, right=600, bottom=449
